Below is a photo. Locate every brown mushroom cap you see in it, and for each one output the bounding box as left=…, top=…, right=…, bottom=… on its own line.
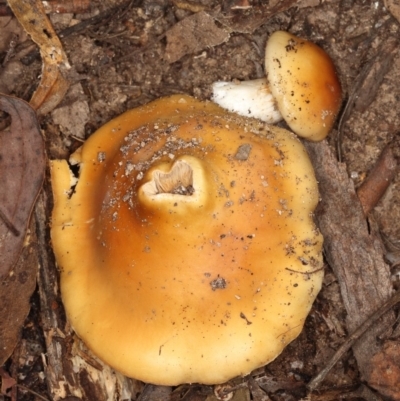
left=265, top=31, right=342, bottom=141
left=51, top=95, right=323, bottom=385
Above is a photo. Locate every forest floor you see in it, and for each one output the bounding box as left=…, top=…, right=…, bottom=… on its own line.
left=1, top=0, right=400, bottom=400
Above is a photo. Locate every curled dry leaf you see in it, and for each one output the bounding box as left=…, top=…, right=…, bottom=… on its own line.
left=7, top=0, right=70, bottom=114
left=0, top=94, right=45, bottom=278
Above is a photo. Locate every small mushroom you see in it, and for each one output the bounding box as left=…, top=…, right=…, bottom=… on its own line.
left=212, top=31, right=342, bottom=141
left=50, top=95, right=324, bottom=385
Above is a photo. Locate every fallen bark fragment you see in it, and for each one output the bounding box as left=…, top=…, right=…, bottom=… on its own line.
left=304, top=141, right=395, bottom=397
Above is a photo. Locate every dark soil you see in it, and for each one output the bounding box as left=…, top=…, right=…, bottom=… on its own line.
left=1, top=0, right=400, bottom=400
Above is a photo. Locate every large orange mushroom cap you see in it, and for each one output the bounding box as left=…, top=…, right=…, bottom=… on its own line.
left=50, top=95, right=323, bottom=385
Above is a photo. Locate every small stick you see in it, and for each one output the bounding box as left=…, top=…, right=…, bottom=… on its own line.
left=307, top=289, right=400, bottom=392
left=357, top=138, right=398, bottom=215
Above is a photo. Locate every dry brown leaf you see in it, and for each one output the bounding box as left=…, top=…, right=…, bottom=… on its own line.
left=384, top=0, right=400, bottom=24
left=206, top=386, right=250, bottom=401
left=213, top=1, right=300, bottom=34
left=0, top=94, right=45, bottom=278
left=0, top=216, right=39, bottom=365
left=164, top=2, right=300, bottom=63
left=0, top=367, right=16, bottom=396
left=7, top=0, right=70, bottom=114
left=165, top=11, right=230, bottom=63
left=369, top=340, right=400, bottom=401
left=248, top=378, right=272, bottom=401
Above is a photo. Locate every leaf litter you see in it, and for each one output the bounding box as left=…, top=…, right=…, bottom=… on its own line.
left=0, top=94, right=45, bottom=364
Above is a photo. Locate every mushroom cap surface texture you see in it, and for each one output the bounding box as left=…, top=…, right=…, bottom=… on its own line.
left=266, top=31, right=342, bottom=141
left=51, top=95, right=324, bottom=386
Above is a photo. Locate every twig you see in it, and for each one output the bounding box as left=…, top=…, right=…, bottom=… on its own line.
left=307, top=289, right=400, bottom=392
left=357, top=137, right=399, bottom=215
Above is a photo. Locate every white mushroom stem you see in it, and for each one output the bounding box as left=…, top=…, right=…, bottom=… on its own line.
left=212, top=78, right=283, bottom=124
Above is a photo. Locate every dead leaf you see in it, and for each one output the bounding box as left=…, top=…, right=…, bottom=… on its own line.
left=369, top=340, right=400, bottom=401
left=213, top=1, right=300, bottom=34
left=0, top=94, right=45, bottom=279
left=0, top=368, right=17, bottom=401
left=384, top=0, right=400, bottom=24
left=0, top=367, right=16, bottom=396
left=0, top=217, right=38, bottom=365
left=7, top=0, right=70, bottom=114
left=255, top=375, right=303, bottom=393
left=248, top=378, right=272, bottom=401
left=137, top=384, right=172, bottom=401
left=0, top=16, right=27, bottom=53
left=165, top=11, right=230, bottom=63
left=164, top=1, right=300, bottom=63
left=206, top=386, right=250, bottom=401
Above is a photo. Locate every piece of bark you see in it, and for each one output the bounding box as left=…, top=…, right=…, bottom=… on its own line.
left=304, top=141, right=395, bottom=390
left=35, top=188, right=142, bottom=401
